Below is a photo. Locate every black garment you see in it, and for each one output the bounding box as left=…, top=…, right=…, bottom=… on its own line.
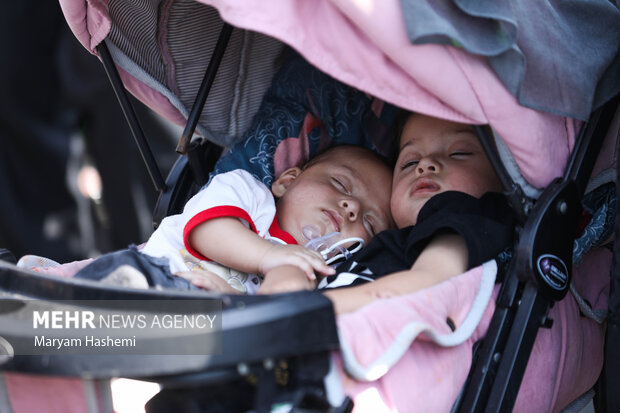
left=322, top=191, right=517, bottom=288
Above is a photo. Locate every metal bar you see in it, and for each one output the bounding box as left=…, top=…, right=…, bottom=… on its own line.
left=176, top=23, right=233, bottom=154
left=484, top=283, right=550, bottom=412
left=97, top=42, right=166, bottom=192
left=186, top=139, right=224, bottom=187
left=455, top=267, right=520, bottom=411
left=566, top=94, right=619, bottom=191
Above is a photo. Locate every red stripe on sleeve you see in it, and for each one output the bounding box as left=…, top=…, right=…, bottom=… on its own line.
left=183, top=206, right=257, bottom=260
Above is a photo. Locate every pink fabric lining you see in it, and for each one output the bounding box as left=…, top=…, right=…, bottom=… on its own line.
left=3, top=373, right=100, bottom=413
left=335, top=266, right=490, bottom=412
left=333, top=248, right=609, bottom=412
left=58, top=0, right=189, bottom=130
left=115, top=64, right=188, bottom=128
left=58, top=0, right=110, bottom=54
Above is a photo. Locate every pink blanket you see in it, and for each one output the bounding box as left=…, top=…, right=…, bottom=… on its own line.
left=332, top=248, right=609, bottom=412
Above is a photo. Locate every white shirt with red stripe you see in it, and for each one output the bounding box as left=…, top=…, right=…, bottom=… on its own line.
left=142, top=169, right=296, bottom=275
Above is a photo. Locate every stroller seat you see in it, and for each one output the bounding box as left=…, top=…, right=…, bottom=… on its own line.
left=2, top=0, right=619, bottom=411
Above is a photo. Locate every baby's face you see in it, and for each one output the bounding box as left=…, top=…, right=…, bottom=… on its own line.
left=274, top=146, right=393, bottom=246
left=391, top=114, right=502, bottom=228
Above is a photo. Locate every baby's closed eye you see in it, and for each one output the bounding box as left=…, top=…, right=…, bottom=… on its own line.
left=449, top=151, right=472, bottom=158
left=400, top=159, right=419, bottom=170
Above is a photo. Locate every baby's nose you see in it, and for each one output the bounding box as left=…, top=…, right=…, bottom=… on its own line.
left=339, top=198, right=360, bottom=221
left=416, top=157, right=438, bottom=174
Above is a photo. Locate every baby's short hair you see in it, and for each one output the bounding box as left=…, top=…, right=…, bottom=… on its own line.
left=388, top=109, right=414, bottom=161
left=387, top=110, right=494, bottom=162
left=303, top=144, right=392, bottom=171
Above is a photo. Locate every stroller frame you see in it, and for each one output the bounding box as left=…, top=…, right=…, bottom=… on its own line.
left=95, top=21, right=619, bottom=411
left=1, top=18, right=618, bottom=413
left=457, top=96, right=619, bottom=412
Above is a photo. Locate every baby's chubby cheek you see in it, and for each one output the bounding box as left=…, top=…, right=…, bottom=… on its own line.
left=395, top=211, right=418, bottom=229
left=391, top=198, right=417, bottom=229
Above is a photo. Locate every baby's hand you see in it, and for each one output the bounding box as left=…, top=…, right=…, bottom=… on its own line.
left=259, top=244, right=335, bottom=281
left=175, top=270, right=240, bottom=294
left=258, top=265, right=317, bottom=294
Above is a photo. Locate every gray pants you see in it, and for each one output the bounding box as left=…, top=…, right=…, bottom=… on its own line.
left=74, top=245, right=200, bottom=291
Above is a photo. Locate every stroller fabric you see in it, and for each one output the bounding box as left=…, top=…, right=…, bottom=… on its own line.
left=211, top=53, right=396, bottom=188
left=4, top=59, right=616, bottom=413
left=5, top=0, right=619, bottom=411
left=60, top=0, right=586, bottom=188
left=333, top=247, right=609, bottom=412
left=400, top=0, right=620, bottom=120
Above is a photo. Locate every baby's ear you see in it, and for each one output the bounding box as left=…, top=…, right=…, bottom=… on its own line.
left=271, top=167, right=302, bottom=197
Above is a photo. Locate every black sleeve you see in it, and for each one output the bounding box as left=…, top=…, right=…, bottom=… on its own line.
left=403, top=191, right=517, bottom=270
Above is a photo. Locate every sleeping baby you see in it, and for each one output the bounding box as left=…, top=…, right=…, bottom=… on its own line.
left=73, top=145, right=394, bottom=294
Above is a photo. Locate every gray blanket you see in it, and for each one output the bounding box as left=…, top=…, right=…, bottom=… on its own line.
left=401, top=0, right=620, bottom=120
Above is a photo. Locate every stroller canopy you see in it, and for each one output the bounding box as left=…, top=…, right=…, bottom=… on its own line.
left=59, top=0, right=620, bottom=189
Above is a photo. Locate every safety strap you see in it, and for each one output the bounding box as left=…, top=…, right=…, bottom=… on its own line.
left=569, top=282, right=607, bottom=324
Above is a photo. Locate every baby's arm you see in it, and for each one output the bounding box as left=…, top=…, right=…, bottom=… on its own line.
left=188, top=217, right=334, bottom=280
left=257, top=265, right=317, bottom=294
left=176, top=269, right=241, bottom=294
left=323, top=233, right=467, bottom=314
left=176, top=265, right=316, bottom=295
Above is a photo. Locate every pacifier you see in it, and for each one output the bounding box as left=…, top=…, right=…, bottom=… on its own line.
left=302, top=225, right=364, bottom=266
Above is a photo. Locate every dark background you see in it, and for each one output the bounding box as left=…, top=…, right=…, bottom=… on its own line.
left=0, top=1, right=178, bottom=262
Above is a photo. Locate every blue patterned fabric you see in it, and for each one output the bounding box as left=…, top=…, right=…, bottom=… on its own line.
left=573, top=183, right=616, bottom=264
left=210, top=52, right=397, bottom=188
